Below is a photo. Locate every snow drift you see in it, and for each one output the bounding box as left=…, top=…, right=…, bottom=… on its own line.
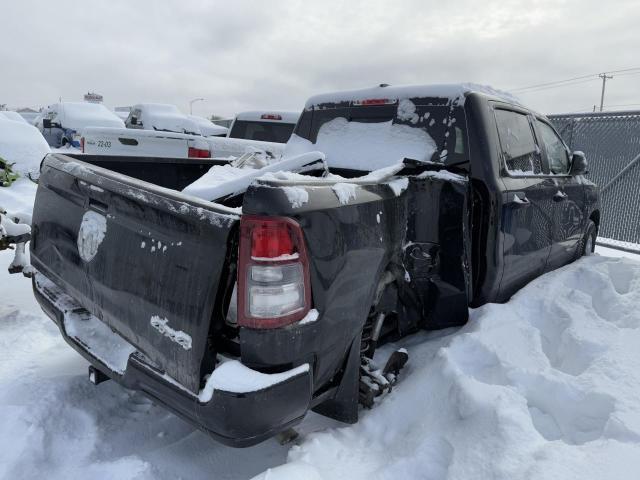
left=257, top=255, right=640, bottom=480
left=0, top=117, right=50, bottom=176
left=1, top=251, right=639, bottom=479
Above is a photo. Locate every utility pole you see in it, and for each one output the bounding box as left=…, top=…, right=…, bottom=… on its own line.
left=599, top=73, right=613, bottom=112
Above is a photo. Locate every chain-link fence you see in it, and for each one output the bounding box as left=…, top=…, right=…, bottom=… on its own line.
left=549, top=111, right=640, bottom=246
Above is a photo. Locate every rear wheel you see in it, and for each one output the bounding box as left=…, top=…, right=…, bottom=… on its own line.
left=575, top=220, right=597, bottom=259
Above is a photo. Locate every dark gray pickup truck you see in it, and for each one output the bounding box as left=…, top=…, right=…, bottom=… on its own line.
left=29, top=84, right=600, bottom=447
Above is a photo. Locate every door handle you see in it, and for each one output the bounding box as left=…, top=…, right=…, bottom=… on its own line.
left=553, top=191, right=568, bottom=202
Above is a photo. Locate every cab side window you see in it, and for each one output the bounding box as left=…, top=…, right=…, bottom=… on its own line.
left=536, top=120, right=570, bottom=174
left=495, top=109, right=543, bottom=176
left=129, top=109, right=142, bottom=126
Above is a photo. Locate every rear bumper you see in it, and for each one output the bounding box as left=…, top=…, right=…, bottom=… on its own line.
left=32, top=273, right=313, bottom=447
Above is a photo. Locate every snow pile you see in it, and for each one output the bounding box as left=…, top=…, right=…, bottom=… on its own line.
left=331, top=183, right=357, bottom=204
left=258, top=255, right=640, bottom=480
left=418, top=169, right=468, bottom=184
left=299, top=309, right=320, bottom=325
left=386, top=177, right=408, bottom=196
left=0, top=243, right=639, bottom=478
left=182, top=152, right=325, bottom=201
left=0, top=111, right=28, bottom=124
left=281, top=186, right=309, bottom=208
left=0, top=117, right=50, bottom=176
left=34, top=274, right=137, bottom=375
left=283, top=118, right=437, bottom=171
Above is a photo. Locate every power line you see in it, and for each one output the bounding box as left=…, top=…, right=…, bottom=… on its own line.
left=511, top=74, right=599, bottom=92
left=514, top=77, right=600, bottom=94
left=510, top=67, right=640, bottom=92
left=605, top=103, right=640, bottom=108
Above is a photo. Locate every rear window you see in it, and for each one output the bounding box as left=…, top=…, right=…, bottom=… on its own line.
left=228, top=120, right=296, bottom=143
left=292, top=98, right=467, bottom=171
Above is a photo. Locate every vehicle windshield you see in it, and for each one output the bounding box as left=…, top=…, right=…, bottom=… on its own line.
left=228, top=120, right=296, bottom=143
left=291, top=99, right=468, bottom=171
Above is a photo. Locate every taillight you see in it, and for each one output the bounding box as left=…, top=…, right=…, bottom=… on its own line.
left=188, top=147, right=211, bottom=158
left=260, top=114, right=282, bottom=120
left=80, top=137, right=85, bottom=153
left=237, top=215, right=311, bottom=329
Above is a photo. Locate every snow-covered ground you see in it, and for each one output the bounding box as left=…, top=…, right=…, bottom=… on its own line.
left=1, top=236, right=639, bottom=479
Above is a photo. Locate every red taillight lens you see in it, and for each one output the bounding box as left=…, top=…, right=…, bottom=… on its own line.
left=188, top=147, right=211, bottom=158
left=260, top=114, right=282, bottom=120
left=250, top=222, right=295, bottom=259
left=80, top=137, right=85, bottom=153
left=238, top=216, right=311, bottom=329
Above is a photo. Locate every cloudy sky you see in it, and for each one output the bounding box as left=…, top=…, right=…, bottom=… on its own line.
left=2, top=0, right=639, bottom=118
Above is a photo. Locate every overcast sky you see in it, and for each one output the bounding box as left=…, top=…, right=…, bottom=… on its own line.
left=2, top=0, right=639, bottom=118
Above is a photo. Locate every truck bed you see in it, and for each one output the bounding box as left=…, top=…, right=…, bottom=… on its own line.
left=30, top=153, right=240, bottom=392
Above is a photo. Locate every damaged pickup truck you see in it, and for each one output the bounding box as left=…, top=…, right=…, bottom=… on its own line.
left=29, top=84, right=600, bottom=447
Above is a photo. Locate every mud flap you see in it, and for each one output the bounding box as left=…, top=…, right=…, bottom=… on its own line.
left=312, top=335, right=361, bottom=424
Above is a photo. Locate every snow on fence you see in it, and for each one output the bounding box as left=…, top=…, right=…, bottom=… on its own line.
left=549, top=110, right=640, bottom=250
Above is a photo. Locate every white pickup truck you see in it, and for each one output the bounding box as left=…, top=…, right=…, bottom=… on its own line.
left=227, top=111, right=300, bottom=143
left=81, top=127, right=285, bottom=159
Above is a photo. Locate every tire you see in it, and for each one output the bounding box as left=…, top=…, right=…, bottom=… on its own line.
left=575, top=220, right=597, bottom=260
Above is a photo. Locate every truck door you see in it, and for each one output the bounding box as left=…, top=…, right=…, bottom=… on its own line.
left=534, top=119, right=585, bottom=270
left=494, top=107, right=554, bottom=301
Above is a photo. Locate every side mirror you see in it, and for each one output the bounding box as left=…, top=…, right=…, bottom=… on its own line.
left=569, top=151, right=588, bottom=175
left=129, top=117, right=138, bottom=126
left=42, top=118, right=52, bottom=129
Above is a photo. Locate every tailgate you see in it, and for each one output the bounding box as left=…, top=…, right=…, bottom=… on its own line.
left=30, top=154, right=239, bottom=393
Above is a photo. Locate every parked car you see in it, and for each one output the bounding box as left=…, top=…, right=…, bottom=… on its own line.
left=29, top=84, right=599, bottom=447
left=35, top=102, right=125, bottom=148
left=227, top=111, right=299, bottom=143
left=81, top=126, right=284, bottom=159
left=125, top=104, right=201, bottom=135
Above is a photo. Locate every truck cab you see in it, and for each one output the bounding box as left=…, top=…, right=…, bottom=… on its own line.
left=125, top=103, right=201, bottom=136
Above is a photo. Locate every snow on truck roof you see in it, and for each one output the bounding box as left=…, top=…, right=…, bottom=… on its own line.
left=49, top=102, right=125, bottom=130
left=234, top=111, right=300, bottom=123
left=304, top=83, right=521, bottom=108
